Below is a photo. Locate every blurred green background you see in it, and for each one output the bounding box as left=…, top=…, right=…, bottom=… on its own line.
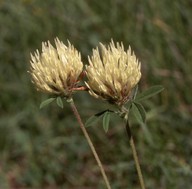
left=0, top=0, right=192, bottom=188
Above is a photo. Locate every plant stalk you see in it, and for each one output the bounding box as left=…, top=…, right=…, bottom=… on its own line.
left=125, top=120, right=146, bottom=189
left=68, top=98, right=111, bottom=189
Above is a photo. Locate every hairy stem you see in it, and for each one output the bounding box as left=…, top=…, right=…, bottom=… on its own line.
left=68, top=98, right=111, bottom=189
left=125, top=120, right=146, bottom=189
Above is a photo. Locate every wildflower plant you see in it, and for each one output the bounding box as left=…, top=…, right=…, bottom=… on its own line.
left=85, top=40, right=164, bottom=189
left=29, top=38, right=163, bottom=189
left=85, top=41, right=163, bottom=132
left=29, top=38, right=111, bottom=189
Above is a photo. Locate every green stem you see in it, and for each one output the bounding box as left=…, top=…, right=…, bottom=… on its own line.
left=68, top=98, right=111, bottom=189
left=125, top=120, right=146, bottom=189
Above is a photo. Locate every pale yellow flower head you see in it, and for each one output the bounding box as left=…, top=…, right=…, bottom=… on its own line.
left=86, top=40, right=141, bottom=106
left=29, top=38, right=83, bottom=97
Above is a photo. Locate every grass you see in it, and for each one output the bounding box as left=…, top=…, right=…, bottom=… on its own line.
left=0, top=0, right=192, bottom=188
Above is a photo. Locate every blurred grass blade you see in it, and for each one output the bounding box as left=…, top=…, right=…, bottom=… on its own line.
left=133, top=102, right=146, bottom=123
left=102, top=112, right=111, bottom=132
left=136, top=85, right=164, bottom=102
left=56, top=97, right=63, bottom=108
left=40, top=98, right=56, bottom=109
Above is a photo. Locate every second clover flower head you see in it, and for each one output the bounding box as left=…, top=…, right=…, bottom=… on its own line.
left=29, top=38, right=83, bottom=97
left=85, top=40, right=141, bottom=106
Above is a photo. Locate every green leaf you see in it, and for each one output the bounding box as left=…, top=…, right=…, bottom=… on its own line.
left=102, top=112, right=111, bottom=132
left=140, top=122, right=154, bottom=146
left=95, top=110, right=109, bottom=116
left=85, top=110, right=114, bottom=128
left=136, top=85, right=164, bottom=102
left=131, top=103, right=144, bottom=123
left=39, top=98, right=56, bottom=109
left=133, top=102, right=146, bottom=123
left=85, top=115, right=102, bottom=127
left=56, top=97, right=63, bottom=108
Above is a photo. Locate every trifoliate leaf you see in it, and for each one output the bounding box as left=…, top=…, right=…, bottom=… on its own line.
left=39, top=98, right=56, bottom=109
left=133, top=102, right=146, bottom=123
left=56, top=97, right=63, bottom=108
left=131, top=103, right=144, bottom=123
left=102, top=112, right=111, bottom=132
left=136, top=85, right=164, bottom=102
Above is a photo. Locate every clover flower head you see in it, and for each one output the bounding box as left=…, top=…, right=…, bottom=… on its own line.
left=85, top=40, right=141, bottom=106
left=29, top=38, right=83, bottom=97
